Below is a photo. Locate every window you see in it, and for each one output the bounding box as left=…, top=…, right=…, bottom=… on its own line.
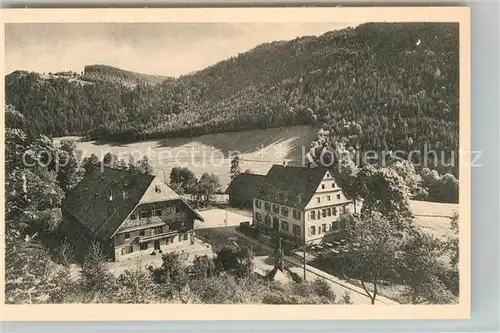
left=175, top=206, right=181, bottom=213
left=316, top=197, right=321, bottom=204
left=264, top=215, right=271, bottom=225
left=255, top=212, right=262, bottom=222
left=281, top=207, right=289, bottom=217
left=141, top=211, right=149, bottom=219
left=322, top=209, right=327, bottom=218
left=293, top=225, right=301, bottom=236
left=327, top=195, right=331, bottom=201
left=255, top=200, right=262, bottom=208
left=310, top=211, right=316, bottom=220
left=343, top=205, right=348, bottom=214
left=337, top=194, right=341, bottom=200
left=183, top=233, right=189, bottom=240
left=264, top=202, right=271, bottom=212
left=169, top=237, right=174, bottom=244
left=178, top=235, right=182, bottom=242
left=124, top=232, right=131, bottom=239
left=295, top=210, right=301, bottom=220
left=155, top=185, right=162, bottom=193
left=153, top=226, right=163, bottom=235
left=140, top=242, right=148, bottom=250
left=281, top=221, right=289, bottom=232
left=327, top=208, right=332, bottom=217
left=272, top=204, right=279, bottom=214
left=322, top=224, right=327, bottom=233
left=333, top=207, right=338, bottom=216
left=310, top=226, right=316, bottom=235
left=317, top=210, right=321, bottom=219
left=124, top=246, right=133, bottom=254
left=152, top=209, right=162, bottom=217
left=326, top=172, right=331, bottom=178
left=332, top=183, right=336, bottom=188
left=139, top=229, right=145, bottom=236
left=130, top=213, right=137, bottom=220
left=332, top=221, right=339, bottom=231
left=321, top=184, right=325, bottom=189
left=339, top=218, right=347, bottom=230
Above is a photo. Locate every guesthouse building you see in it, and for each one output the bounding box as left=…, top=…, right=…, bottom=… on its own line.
left=251, top=165, right=353, bottom=245
left=62, top=167, right=204, bottom=262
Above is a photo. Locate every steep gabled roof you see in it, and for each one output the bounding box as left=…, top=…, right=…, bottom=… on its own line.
left=255, top=165, right=327, bottom=209
left=225, top=173, right=266, bottom=200
left=62, top=167, right=155, bottom=239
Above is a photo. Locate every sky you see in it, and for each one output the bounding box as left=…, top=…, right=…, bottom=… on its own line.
left=5, top=22, right=358, bottom=77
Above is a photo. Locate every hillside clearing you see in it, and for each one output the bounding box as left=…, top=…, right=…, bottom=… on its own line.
left=57, top=125, right=319, bottom=188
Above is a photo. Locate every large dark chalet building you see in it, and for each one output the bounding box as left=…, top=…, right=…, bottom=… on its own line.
left=62, top=167, right=204, bottom=262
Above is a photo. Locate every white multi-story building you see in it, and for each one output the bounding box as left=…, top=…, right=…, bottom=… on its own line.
left=251, top=165, right=353, bottom=245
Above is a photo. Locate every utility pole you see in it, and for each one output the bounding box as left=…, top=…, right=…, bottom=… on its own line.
left=303, top=243, right=307, bottom=281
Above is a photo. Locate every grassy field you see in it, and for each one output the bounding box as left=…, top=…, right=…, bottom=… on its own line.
left=57, top=125, right=318, bottom=188
left=353, top=201, right=458, bottom=239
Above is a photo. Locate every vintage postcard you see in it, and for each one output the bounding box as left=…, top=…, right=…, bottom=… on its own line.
left=1, top=7, right=470, bottom=321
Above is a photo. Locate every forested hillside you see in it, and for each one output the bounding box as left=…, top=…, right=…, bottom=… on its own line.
left=81, top=64, right=173, bottom=86
left=5, top=22, right=459, bottom=175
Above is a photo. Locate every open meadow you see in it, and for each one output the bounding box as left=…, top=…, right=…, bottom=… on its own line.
left=57, top=125, right=318, bottom=188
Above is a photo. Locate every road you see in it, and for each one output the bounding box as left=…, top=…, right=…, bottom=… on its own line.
left=195, top=208, right=397, bottom=305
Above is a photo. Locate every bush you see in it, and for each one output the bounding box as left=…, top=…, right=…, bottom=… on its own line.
left=80, top=241, right=115, bottom=292
left=191, top=255, right=219, bottom=279
left=116, top=269, right=160, bottom=303
left=312, top=278, right=336, bottom=302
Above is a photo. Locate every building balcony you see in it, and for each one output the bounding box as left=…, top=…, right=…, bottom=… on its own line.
left=122, top=215, right=189, bottom=229
left=138, top=229, right=190, bottom=243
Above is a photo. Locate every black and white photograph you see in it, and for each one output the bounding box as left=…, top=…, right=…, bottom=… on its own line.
left=1, top=7, right=470, bottom=320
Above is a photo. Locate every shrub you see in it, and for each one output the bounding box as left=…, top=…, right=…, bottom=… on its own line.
left=312, top=278, right=336, bottom=302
